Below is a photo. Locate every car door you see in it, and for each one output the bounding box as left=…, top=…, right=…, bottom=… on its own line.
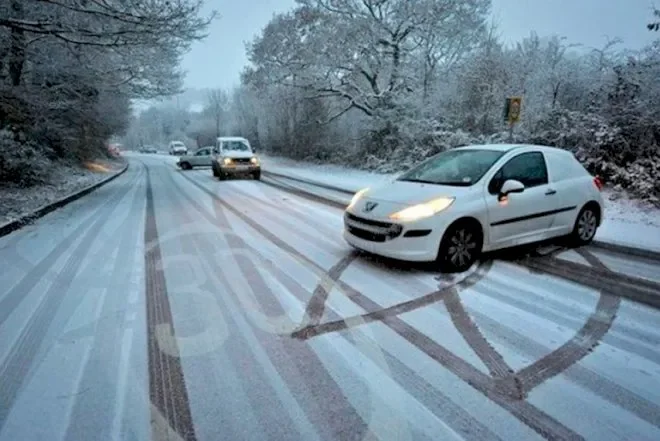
left=485, top=151, right=560, bottom=246
left=201, top=147, right=213, bottom=165
left=192, top=148, right=209, bottom=166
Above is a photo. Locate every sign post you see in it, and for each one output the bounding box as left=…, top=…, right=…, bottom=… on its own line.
left=503, top=96, right=522, bottom=142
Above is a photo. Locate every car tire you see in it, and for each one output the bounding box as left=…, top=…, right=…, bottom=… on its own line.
left=212, top=166, right=219, bottom=177
left=252, top=171, right=261, bottom=180
left=437, top=220, right=483, bottom=273
left=180, top=162, right=192, bottom=170
left=218, top=171, right=226, bottom=181
left=570, top=204, right=600, bottom=246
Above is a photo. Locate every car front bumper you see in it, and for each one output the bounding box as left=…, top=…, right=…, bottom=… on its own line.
left=219, top=164, right=260, bottom=173
left=342, top=210, right=449, bottom=262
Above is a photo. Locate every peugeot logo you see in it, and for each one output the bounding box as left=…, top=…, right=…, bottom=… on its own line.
left=363, top=201, right=378, bottom=212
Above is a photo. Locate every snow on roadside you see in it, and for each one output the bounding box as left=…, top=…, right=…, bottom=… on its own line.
left=596, top=191, right=660, bottom=252
left=261, top=154, right=660, bottom=253
left=0, top=158, right=126, bottom=225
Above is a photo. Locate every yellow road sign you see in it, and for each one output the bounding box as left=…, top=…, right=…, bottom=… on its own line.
left=504, top=97, right=522, bottom=124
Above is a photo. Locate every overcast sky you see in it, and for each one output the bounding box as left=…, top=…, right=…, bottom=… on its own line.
left=180, top=0, right=657, bottom=90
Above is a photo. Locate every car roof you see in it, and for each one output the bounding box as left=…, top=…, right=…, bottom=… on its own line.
left=455, top=143, right=573, bottom=155
left=217, top=136, right=249, bottom=142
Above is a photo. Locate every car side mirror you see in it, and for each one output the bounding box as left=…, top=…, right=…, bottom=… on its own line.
left=498, top=179, right=525, bottom=201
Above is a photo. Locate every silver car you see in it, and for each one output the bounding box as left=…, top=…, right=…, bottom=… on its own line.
left=176, top=147, right=213, bottom=170
left=211, top=137, right=260, bottom=180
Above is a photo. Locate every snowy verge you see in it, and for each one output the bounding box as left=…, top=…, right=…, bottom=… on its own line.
left=260, top=154, right=660, bottom=254
left=0, top=157, right=128, bottom=235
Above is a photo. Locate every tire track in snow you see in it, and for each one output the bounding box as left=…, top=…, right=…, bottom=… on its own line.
left=468, top=309, right=660, bottom=430
left=291, top=262, right=491, bottom=341
left=164, top=166, right=370, bottom=441
left=174, top=177, right=343, bottom=324
left=444, top=289, right=513, bottom=379
left=182, top=169, right=506, bottom=441
left=515, top=250, right=622, bottom=395
left=144, top=167, right=197, bottom=441
left=215, top=182, right=349, bottom=257
left=62, top=164, right=147, bottom=441
left=177, top=169, right=582, bottom=441
left=515, top=292, right=621, bottom=394
left=203, top=165, right=659, bottom=438
left=221, top=178, right=343, bottom=236
left=0, top=166, right=139, bottom=431
left=0, top=167, right=141, bottom=327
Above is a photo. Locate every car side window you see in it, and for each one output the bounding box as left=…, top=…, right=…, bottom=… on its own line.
left=196, top=148, right=208, bottom=156
left=488, top=152, right=548, bottom=194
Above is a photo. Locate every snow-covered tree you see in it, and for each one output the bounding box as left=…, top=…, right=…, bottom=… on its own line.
left=244, top=0, right=491, bottom=158
left=0, top=0, right=214, bottom=183
left=228, top=2, right=660, bottom=203
left=206, top=89, right=228, bottom=137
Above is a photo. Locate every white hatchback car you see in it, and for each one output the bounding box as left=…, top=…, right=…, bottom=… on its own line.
left=344, top=144, right=604, bottom=272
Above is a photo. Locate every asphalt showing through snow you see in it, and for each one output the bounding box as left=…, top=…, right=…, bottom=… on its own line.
left=1, top=154, right=659, bottom=441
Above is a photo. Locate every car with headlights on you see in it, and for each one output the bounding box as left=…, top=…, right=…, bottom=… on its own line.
left=344, top=144, right=604, bottom=272
left=211, top=136, right=260, bottom=180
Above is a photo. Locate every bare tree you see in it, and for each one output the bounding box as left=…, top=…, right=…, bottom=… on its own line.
left=649, top=8, right=660, bottom=31
left=1, top=0, right=215, bottom=92
left=0, top=0, right=215, bottom=181
left=206, top=89, right=228, bottom=137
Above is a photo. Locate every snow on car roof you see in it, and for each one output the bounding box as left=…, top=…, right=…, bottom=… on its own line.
left=217, top=136, right=249, bottom=141
left=455, top=143, right=570, bottom=154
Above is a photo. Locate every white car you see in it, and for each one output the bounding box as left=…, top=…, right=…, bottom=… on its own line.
left=211, top=136, right=260, bottom=180
left=169, top=141, right=188, bottom=156
left=344, top=144, right=604, bottom=272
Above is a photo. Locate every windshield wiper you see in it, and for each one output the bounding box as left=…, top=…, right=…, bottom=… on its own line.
left=398, top=178, right=438, bottom=184
left=433, top=181, right=472, bottom=186
left=398, top=178, right=472, bottom=186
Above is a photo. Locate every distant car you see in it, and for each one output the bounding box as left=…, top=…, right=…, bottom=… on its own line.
left=140, top=146, right=158, bottom=154
left=211, top=137, right=260, bottom=180
left=169, top=141, right=188, bottom=156
left=176, top=146, right=213, bottom=170
left=344, top=144, right=605, bottom=272
left=107, top=144, right=121, bottom=157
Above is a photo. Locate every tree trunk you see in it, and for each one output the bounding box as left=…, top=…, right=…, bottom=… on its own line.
left=552, top=81, right=561, bottom=108
left=8, top=0, right=26, bottom=87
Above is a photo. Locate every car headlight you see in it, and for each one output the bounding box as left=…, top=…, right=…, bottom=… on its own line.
left=250, top=156, right=259, bottom=165
left=389, top=197, right=455, bottom=222
left=223, top=157, right=232, bottom=165
left=347, top=188, right=369, bottom=209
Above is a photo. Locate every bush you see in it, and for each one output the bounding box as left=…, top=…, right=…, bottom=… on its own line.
left=0, top=130, right=55, bottom=186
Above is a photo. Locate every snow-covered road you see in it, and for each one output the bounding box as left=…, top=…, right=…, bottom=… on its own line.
left=1, top=154, right=659, bottom=441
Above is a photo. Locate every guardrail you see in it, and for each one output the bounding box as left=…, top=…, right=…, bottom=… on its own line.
left=261, top=168, right=660, bottom=263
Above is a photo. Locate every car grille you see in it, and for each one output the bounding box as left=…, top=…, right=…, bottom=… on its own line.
left=344, top=212, right=402, bottom=242
left=230, top=158, right=252, bottom=164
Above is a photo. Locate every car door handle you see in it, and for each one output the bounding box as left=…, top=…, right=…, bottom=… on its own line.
left=545, top=189, right=557, bottom=196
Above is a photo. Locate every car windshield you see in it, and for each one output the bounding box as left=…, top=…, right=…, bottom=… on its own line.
left=223, top=141, right=250, bottom=152
left=398, top=149, right=505, bottom=186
